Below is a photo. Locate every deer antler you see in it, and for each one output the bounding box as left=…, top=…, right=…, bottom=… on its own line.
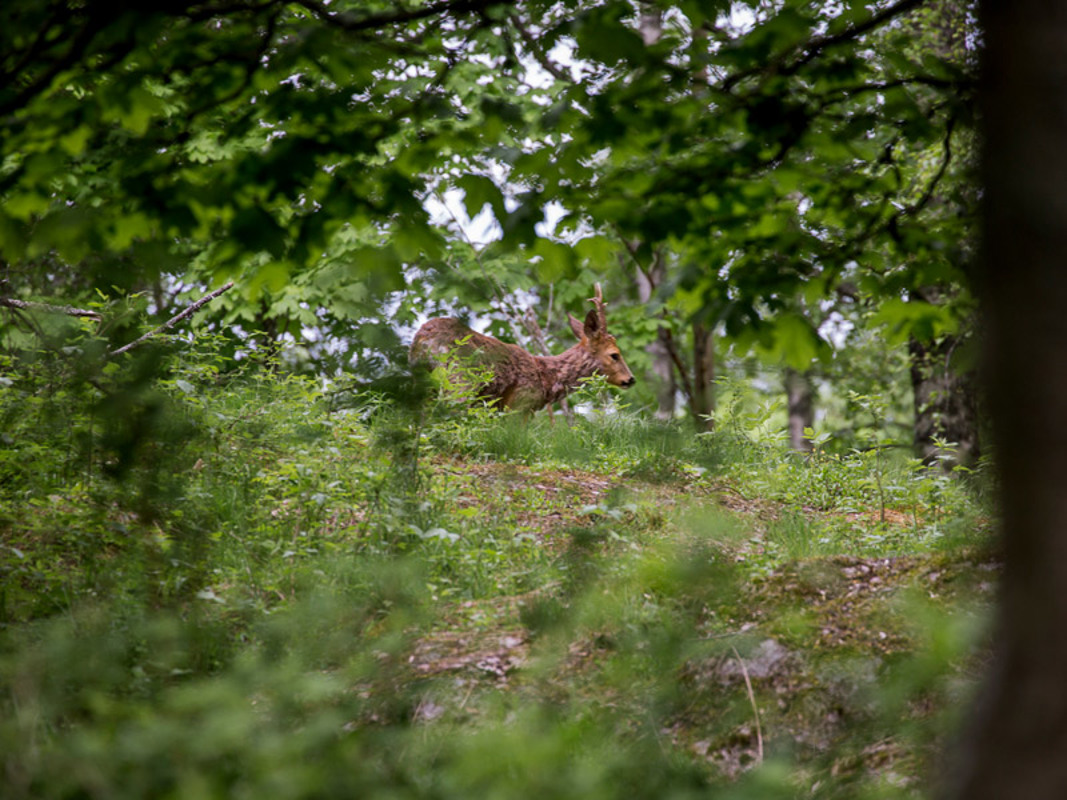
left=588, top=283, right=607, bottom=331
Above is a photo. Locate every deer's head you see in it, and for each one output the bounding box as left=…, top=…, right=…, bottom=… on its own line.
left=568, top=284, right=636, bottom=389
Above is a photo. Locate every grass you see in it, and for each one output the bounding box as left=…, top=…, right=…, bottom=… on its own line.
left=0, top=341, right=997, bottom=799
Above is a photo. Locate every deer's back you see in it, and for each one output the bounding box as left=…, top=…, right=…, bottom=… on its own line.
left=411, top=318, right=544, bottom=409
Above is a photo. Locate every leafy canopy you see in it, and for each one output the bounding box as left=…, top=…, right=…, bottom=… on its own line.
left=1, top=0, right=976, bottom=368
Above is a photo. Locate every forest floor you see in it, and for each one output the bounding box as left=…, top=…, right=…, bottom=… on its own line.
left=396, top=458, right=997, bottom=787
left=2, top=379, right=997, bottom=798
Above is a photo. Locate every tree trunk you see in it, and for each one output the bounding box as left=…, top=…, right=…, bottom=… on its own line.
left=634, top=253, right=676, bottom=420
left=690, top=321, right=714, bottom=432
left=648, top=329, right=676, bottom=420
left=631, top=8, right=677, bottom=421
left=948, top=3, right=1067, bottom=797
left=784, top=367, right=814, bottom=452
left=908, top=334, right=980, bottom=468
left=898, top=2, right=981, bottom=472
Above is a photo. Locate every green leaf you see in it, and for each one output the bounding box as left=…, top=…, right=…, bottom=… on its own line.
left=113, top=85, right=166, bottom=136
left=109, top=213, right=154, bottom=250
left=573, top=6, right=647, bottom=65
left=249, top=261, right=291, bottom=294
left=871, top=298, right=959, bottom=344
left=0, top=213, right=28, bottom=260
left=456, top=174, right=507, bottom=223
left=351, top=245, right=404, bottom=293
left=4, top=192, right=51, bottom=220
left=58, top=125, right=93, bottom=156
left=533, top=239, right=575, bottom=281
left=761, top=312, right=829, bottom=369
left=573, top=235, right=616, bottom=267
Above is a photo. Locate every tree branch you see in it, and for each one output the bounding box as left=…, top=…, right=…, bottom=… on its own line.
left=109, top=282, right=235, bottom=357
left=0, top=12, right=118, bottom=118
left=0, top=297, right=102, bottom=320
left=509, top=13, right=572, bottom=84
left=290, top=0, right=510, bottom=33
left=183, top=9, right=280, bottom=121
left=885, top=112, right=958, bottom=244
left=905, top=114, right=957, bottom=217
left=816, top=75, right=973, bottom=112
left=784, top=0, right=928, bottom=76
left=661, top=328, right=696, bottom=403
left=723, top=0, right=928, bottom=93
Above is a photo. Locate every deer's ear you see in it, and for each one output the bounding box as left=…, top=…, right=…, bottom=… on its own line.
left=583, top=308, right=601, bottom=338
left=568, top=313, right=585, bottom=340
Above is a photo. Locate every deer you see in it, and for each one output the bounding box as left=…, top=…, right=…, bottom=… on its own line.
left=409, top=284, right=636, bottom=414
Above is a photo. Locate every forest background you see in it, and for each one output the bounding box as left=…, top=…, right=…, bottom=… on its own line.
left=2, top=1, right=1063, bottom=798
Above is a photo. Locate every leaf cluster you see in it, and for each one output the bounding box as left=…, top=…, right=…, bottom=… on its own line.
left=2, top=1, right=979, bottom=375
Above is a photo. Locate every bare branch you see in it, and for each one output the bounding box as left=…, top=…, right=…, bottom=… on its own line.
left=0, top=297, right=102, bottom=320
left=110, top=281, right=235, bottom=357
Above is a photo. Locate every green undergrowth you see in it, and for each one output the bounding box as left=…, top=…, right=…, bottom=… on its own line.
left=1, top=342, right=996, bottom=798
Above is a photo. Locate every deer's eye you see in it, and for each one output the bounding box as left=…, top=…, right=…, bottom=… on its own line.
left=610, top=353, right=621, bottom=361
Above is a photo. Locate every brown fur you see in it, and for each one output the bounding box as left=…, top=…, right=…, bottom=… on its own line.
left=410, top=286, right=635, bottom=413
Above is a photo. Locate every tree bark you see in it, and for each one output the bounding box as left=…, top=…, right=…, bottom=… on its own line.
left=948, top=3, right=1067, bottom=797
left=784, top=367, right=815, bottom=452
left=898, top=1, right=982, bottom=472
left=690, top=321, right=715, bottom=432
left=632, top=8, right=677, bottom=422
left=908, top=333, right=980, bottom=468
left=634, top=253, right=677, bottom=420
left=648, top=328, right=677, bottom=420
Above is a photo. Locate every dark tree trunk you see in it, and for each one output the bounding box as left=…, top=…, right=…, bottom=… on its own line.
left=254, top=299, right=285, bottom=368
left=908, top=334, right=980, bottom=468
left=784, top=367, right=814, bottom=452
left=898, top=2, right=981, bottom=472
left=690, top=321, right=715, bottom=432
left=949, top=3, right=1067, bottom=797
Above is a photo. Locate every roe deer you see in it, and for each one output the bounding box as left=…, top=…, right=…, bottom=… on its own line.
left=410, top=285, right=636, bottom=413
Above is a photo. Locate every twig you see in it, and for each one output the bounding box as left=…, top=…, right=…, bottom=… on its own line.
left=731, top=645, right=764, bottom=766
left=110, top=281, right=235, bottom=357
left=0, top=297, right=102, bottom=319
left=509, top=13, right=572, bottom=84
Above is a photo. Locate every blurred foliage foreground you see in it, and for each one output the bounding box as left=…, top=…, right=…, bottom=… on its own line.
left=1, top=336, right=995, bottom=799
